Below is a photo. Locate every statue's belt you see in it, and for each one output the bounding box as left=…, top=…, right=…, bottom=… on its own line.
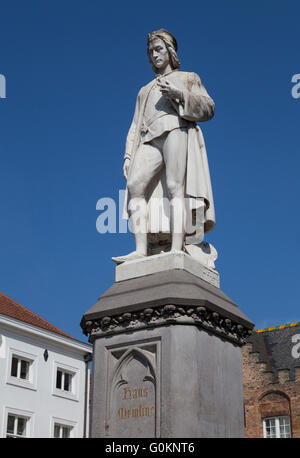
left=140, top=113, right=189, bottom=135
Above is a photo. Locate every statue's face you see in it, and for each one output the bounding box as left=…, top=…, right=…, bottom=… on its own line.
left=148, top=38, right=170, bottom=71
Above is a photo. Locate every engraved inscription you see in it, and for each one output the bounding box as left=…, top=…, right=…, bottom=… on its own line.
left=118, top=387, right=154, bottom=420
left=118, top=405, right=155, bottom=419
left=122, top=387, right=148, bottom=400
left=116, top=384, right=155, bottom=427
left=109, top=347, right=157, bottom=437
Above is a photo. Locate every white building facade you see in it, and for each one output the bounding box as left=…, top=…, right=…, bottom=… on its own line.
left=0, top=296, right=92, bottom=438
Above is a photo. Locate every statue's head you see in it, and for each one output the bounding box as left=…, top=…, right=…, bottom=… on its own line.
left=147, top=29, right=180, bottom=73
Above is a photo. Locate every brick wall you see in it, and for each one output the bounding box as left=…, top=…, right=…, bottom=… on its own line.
left=242, top=342, right=300, bottom=438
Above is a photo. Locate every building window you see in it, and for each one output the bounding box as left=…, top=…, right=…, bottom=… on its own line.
left=7, top=349, right=37, bottom=390
left=10, top=356, right=31, bottom=380
left=263, top=416, right=291, bottom=438
left=56, top=369, right=73, bottom=392
left=53, top=362, right=78, bottom=401
left=51, top=417, right=77, bottom=438
left=53, top=423, right=73, bottom=438
left=6, top=414, right=29, bottom=438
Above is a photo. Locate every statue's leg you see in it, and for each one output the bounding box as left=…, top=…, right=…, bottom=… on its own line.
left=162, top=128, right=188, bottom=252
left=127, top=143, right=163, bottom=256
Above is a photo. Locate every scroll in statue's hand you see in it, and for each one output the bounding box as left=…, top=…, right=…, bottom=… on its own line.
left=157, top=79, right=183, bottom=102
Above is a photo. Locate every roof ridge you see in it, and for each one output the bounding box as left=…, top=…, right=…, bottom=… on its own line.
left=0, top=291, right=74, bottom=340
left=256, top=321, right=300, bottom=333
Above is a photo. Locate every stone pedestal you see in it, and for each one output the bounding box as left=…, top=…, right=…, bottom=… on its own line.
left=81, top=267, right=254, bottom=438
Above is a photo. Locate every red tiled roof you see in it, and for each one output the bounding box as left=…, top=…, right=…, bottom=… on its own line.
left=0, top=291, right=74, bottom=340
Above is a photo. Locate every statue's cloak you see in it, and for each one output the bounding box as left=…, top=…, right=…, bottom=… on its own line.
left=122, top=71, right=216, bottom=243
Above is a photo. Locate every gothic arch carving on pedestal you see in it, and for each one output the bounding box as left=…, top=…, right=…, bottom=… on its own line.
left=106, top=346, right=158, bottom=437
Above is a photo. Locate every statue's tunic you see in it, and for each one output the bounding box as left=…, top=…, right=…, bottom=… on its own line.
left=123, top=70, right=216, bottom=238
left=140, top=79, right=189, bottom=144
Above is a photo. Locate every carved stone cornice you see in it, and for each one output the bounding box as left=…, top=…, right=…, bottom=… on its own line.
left=83, top=303, right=253, bottom=346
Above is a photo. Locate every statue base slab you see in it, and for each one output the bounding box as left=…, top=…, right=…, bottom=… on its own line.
left=115, top=250, right=220, bottom=288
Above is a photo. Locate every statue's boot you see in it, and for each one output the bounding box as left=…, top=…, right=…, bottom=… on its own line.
left=111, top=251, right=145, bottom=265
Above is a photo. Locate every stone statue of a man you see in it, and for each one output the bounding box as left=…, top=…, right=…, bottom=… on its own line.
left=113, top=29, right=216, bottom=265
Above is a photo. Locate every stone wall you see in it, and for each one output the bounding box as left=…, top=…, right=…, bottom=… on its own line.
left=242, top=341, right=300, bottom=438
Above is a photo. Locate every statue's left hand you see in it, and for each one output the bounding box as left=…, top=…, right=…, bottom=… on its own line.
left=157, top=79, right=183, bottom=101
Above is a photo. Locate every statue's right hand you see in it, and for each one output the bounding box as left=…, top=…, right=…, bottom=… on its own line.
left=123, top=158, right=130, bottom=180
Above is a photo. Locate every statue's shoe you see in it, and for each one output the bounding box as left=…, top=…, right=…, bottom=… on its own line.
left=111, top=251, right=145, bottom=265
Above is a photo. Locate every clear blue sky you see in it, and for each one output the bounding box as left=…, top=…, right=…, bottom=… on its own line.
left=0, top=0, right=299, bottom=341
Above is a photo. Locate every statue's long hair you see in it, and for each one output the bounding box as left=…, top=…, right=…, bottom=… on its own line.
left=147, top=29, right=181, bottom=73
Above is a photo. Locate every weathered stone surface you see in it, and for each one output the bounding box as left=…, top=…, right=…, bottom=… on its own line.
left=115, top=250, right=220, bottom=288
left=91, top=324, right=248, bottom=438
left=108, top=345, right=158, bottom=437
left=81, top=270, right=252, bottom=345
left=82, top=268, right=254, bottom=437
